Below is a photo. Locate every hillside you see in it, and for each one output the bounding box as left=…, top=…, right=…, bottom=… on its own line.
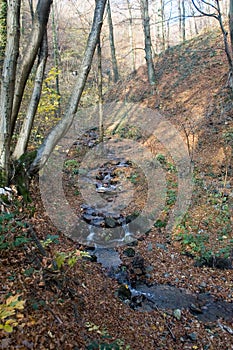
left=0, top=28, right=233, bottom=349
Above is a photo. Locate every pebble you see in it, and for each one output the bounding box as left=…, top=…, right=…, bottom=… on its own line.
left=173, top=309, right=182, bottom=320
left=187, top=332, right=198, bottom=341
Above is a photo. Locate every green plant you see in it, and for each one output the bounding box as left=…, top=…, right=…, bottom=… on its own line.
left=115, top=125, right=142, bottom=140
left=55, top=250, right=90, bottom=270
left=86, top=322, right=131, bottom=350
left=0, top=213, right=29, bottom=250
left=223, top=129, right=233, bottom=146
left=154, top=219, right=167, bottom=228
left=128, top=173, right=139, bottom=184
left=156, top=154, right=166, bottom=164
left=64, top=159, right=80, bottom=174
left=166, top=190, right=177, bottom=206
left=40, top=234, right=59, bottom=247
left=0, top=294, right=25, bottom=333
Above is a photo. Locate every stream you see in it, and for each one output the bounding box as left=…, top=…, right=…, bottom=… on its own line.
left=87, top=246, right=233, bottom=323
left=76, top=132, right=233, bottom=324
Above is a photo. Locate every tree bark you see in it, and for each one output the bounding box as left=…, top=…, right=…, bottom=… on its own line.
left=182, top=0, right=186, bottom=42
left=97, top=37, right=104, bottom=142
left=178, top=0, right=182, bottom=41
left=0, top=0, right=7, bottom=75
left=10, top=0, right=52, bottom=136
left=12, top=31, right=48, bottom=160
left=51, top=0, right=61, bottom=117
left=160, top=0, right=166, bottom=51
left=141, top=0, right=156, bottom=86
left=126, top=0, right=136, bottom=73
left=107, top=0, right=119, bottom=83
left=229, top=0, right=233, bottom=54
left=0, top=0, right=20, bottom=183
left=29, top=0, right=107, bottom=174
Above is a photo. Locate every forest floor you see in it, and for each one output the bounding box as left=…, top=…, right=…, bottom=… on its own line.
left=1, top=28, right=233, bottom=349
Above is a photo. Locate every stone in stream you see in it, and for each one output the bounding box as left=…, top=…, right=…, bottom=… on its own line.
left=117, top=285, right=131, bottom=301
left=123, top=248, right=136, bottom=257
left=105, top=217, right=118, bottom=228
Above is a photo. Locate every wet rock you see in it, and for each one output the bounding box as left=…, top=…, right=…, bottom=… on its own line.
left=189, top=303, right=203, bottom=314
left=147, top=242, right=153, bottom=251
left=123, top=248, right=136, bottom=257
left=92, top=217, right=105, bottom=227
left=133, top=268, right=144, bottom=276
left=173, top=309, right=182, bottom=320
left=117, top=285, right=131, bottom=301
left=105, top=217, right=118, bottom=228
left=156, top=243, right=167, bottom=251
left=126, top=240, right=138, bottom=247
left=132, top=255, right=145, bottom=270
left=94, top=248, right=122, bottom=269
left=126, top=212, right=139, bottom=223
left=130, top=294, right=145, bottom=308
left=82, top=213, right=95, bottom=222
left=198, top=281, right=207, bottom=292
left=194, top=256, right=232, bottom=269
left=187, top=332, right=198, bottom=341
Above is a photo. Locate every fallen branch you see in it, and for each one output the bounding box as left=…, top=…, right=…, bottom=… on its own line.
left=26, top=223, right=47, bottom=257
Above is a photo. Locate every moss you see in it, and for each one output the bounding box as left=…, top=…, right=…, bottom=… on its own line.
left=12, top=151, right=37, bottom=202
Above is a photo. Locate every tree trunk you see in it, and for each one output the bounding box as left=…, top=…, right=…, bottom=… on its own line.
left=126, top=0, right=136, bottom=73
left=107, top=0, right=119, bottom=83
left=10, top=0, right=52, bottom=137
left=51, top=0, right=61, bottom=117
left=12, top=31, right=48, bottom=160
left=160, top=0, right=166, bottom=50
left=230, top=0, right=233, bottom=53
left=182, top=0, right=186, bottom=42
left=0, top=0, right=7, bottom=75
left=229, top=0, right=233, bottom=88
left=141, top=0, right=156, bottom=86
left=0, top=0, right=20, bottom=183
left=97, top=37, right=104, bottom=142
left=29, top=0, right=107, bottom=174
left=178, top=0, right=182, bottom=41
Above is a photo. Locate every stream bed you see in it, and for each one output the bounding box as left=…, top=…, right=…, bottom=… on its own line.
left=75, top=131, right=233, bottom=324
left=86, top=246, right=233, bottom=323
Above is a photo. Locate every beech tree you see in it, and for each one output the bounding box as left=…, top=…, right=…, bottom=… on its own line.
left=0, top=0, right=7, bottom=75
left=107, top=0, right=119, bottom=82
left=0, top=0, right=107, bottom=186
left=140, top=0, right=156, bottom=85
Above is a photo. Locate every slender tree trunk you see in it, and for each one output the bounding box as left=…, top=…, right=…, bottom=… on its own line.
left=97, top=38, right=104, bottom=142
left=182, top=0, right=186, bottom=42
left=141, top=0, right=156, bottom=86
left=0, top=0, right=20, bottom=183
left=0, top=0, right=7, bottom=75
left=230, top=0, right=233, bottom=53
left=178, top=0, right=182, bottom=41
left=153, top=0, right=161, bottom=53
left=126, top=0, right=136, bottom=73
left=107, top=0, right=119, bottom=83
left=10, top=0, right=52, bottom=137
left=166, top=2, right=172, bottom=48
left=52, top=0, right=61, bottom=117
left=190, top=1, right=199, bottom=36
left=228, top=0, right=233, bottom=88
left=12, top=32, right=48, bottom=160
left=30, top=0, right=107, bottom=174
left=160, top=0, right=165, bottom=50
